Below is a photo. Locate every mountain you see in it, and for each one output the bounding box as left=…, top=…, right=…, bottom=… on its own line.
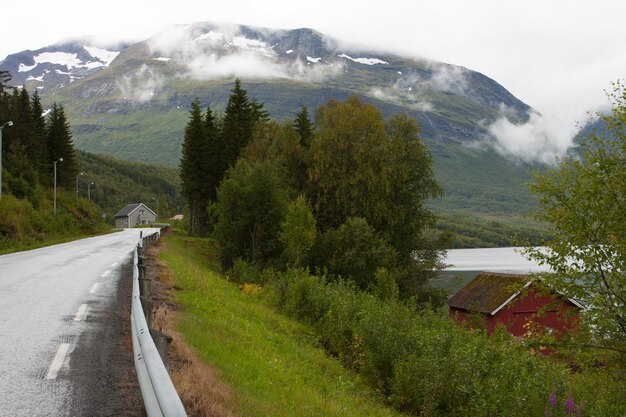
left=0, top=22, right=540, bottom=217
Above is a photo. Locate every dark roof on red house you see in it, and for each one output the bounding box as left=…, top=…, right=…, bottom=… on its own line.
left=447, top=272, right=528, bottom=314
left=447, top=272, right=584, bottom=316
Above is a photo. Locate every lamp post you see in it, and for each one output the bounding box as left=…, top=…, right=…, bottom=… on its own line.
left=76, top=172, right=83, bottom=198
left=0, top=121, right=14, bottom=200
left=88, top=182, right=94, bottom=200
left=53, top=157, right=63, bottom=215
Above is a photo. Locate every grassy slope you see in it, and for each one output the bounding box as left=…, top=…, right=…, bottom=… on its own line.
left=158, top=230, right=404, bottom=417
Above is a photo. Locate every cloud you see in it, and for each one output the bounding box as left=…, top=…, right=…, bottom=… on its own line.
left=391, top=63, right=469, bottom=96
left=186, top=51, right=286, bottom=80
left=370, top=87, right=433, bottom=112
left=485, top=109, right=584, bottom=164
left=116, top=63, right=163, bottom=102
left=427, top=64, right=468, bottom=95
left=146, top=23, right=343, bottom=83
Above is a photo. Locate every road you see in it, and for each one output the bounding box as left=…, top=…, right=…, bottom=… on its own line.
left=0, top=228, right=159, bottom=416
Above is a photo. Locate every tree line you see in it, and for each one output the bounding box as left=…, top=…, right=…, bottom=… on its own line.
left=180, top=79, right=446, bottom=302
left=0, top=71, right=78, bottom=201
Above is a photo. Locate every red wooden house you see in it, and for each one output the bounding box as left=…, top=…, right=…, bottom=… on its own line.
left=447, top=272, right=582, bottom=337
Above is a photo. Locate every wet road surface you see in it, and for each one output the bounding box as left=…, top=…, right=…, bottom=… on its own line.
left=0, top=229, right=159, bottom=416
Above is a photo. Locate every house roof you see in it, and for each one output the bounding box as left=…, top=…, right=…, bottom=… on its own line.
left=447, top=272, right=531, bottom=315
left=447, top=272, right=583, bottom=315
left=114, top=202, right=156, bottom=218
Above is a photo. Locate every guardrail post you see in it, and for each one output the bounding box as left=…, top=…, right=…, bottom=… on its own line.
left=141, top=296, right=153, bottom=329
left=150, top=329, right=173, bottom=369
left=139, top=275, right=151, bottom=299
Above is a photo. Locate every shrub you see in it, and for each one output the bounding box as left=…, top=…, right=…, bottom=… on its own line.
left=307, top=217, right=398, bottom=290
left=271, top=267, right=626, bottom=417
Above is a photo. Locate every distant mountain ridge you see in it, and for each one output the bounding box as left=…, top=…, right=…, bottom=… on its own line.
left=0, top=22, right=539, bottom=216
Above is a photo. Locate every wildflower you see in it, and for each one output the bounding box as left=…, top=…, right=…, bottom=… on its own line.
left=549, top=392, right=557, bottom=408
left=565, top=397, right=576, bottom=414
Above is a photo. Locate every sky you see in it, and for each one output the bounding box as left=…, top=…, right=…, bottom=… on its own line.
left=2, top=0, right=625, bottom=162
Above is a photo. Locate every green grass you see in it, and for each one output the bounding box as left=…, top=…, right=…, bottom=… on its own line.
left=159, top=230, right=405, bottom=417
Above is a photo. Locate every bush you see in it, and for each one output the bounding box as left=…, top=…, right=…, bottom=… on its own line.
left=271, top=267, right=626, bottom=417
left=307, top=217, right=398, bottom=290
left=228, top=258, right=277, bottom=286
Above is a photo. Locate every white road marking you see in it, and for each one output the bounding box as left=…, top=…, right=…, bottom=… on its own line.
left=45, top=343, right=70, bottom=380
left=111, top=262, right=118, bottom=267
left=101, top=270, right=111, bottom=277
left=89, top=283, right=100, bottom=294
left=73, top=304, right=88, bottom=322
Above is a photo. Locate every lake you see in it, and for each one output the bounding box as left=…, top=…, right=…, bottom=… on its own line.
left=431, top=246, right=550, bottom=294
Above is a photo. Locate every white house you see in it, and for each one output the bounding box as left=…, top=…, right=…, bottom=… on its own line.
left=114, top=202, right=157, bottom=228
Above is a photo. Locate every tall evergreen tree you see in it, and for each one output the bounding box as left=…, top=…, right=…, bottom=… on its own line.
left=45, top=103, right=77, bottom=188
left=3, top=88, right=39, bottom=187
left=251, top=97, right=270, bottom=123
left=0, top=70, right=11, bottom=91
left=204, top=106, right=223, bottom=202
left=30, top=90, right=48, bottom=177
left=220, top=79, right=254, bottom=173
left=293, top=104, right=314, bottom=147
left=180, top=99, right=212, bottom=236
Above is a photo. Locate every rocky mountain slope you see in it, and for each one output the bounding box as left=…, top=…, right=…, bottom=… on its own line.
left=1, top=22, right=539, bottom=215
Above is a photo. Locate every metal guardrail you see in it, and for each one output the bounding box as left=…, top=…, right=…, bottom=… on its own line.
left=130, top=227, right=187, bottom=417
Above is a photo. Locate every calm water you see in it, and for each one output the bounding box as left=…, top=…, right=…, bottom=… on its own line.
left=432, top=247, right=550, bottom=294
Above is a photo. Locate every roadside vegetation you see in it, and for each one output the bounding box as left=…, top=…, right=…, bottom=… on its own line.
left=0, top=73, right=108, bottom=251
left=158, top=230, right=404, bottom=417
left=171, top=80, right=625, bottom=416
left=159, top=229, right=625, bottom=417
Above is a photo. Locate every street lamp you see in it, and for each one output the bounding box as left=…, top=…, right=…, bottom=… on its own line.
left=76, top=172, right=84, bottom=198
left=0, top=121, right=14, bottom=200
left=53, top=157, right=63, bottom=215
left=88, top=182, right=94, bottom=200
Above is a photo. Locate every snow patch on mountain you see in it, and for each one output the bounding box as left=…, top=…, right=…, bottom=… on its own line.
left=19, top=63, right=37, bottom=72
left=34, top=52, right=83, bottom=68
left=83, top=45, right=119, bottom=66
left=154, top=57, right=171, bottom=62
left=307, top=56, right=321, bottom=63
left=194, top=31, right=224, bottom=43
left=338, top=53, right=388, bottom=65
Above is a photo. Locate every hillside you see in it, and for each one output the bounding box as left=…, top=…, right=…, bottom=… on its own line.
left=0, top=22, right=540, bottom=217
left=75, top=151, right=184, bottom=221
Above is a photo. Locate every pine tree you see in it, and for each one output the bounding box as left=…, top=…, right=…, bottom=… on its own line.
left=0, top=70, right=11, bottom=91
left=180, top=99, right=212, bottom=236
left=220, top=79, right=255, bottom=172
left=251, top=97, right=270, bottom=123
left=204, top=106, right=223, bottom=202
left=30, top=90, right=48, bottom=177
left=3, top=88, right=39, bottom=186
left=293, top=104, right=314, bottom=147
left=45, top=103, right=77, bottom=188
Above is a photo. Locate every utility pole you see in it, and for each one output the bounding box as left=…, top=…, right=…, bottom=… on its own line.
left=88, top=182, right=94, bottom=200
left=0, top=121, right=14, bottom=199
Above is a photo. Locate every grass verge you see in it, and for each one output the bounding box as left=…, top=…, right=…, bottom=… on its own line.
left=157, top=229, right=404, bottom=417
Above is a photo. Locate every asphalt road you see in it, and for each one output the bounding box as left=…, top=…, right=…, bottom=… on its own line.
left=0, top=228, right=160, bottom=416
